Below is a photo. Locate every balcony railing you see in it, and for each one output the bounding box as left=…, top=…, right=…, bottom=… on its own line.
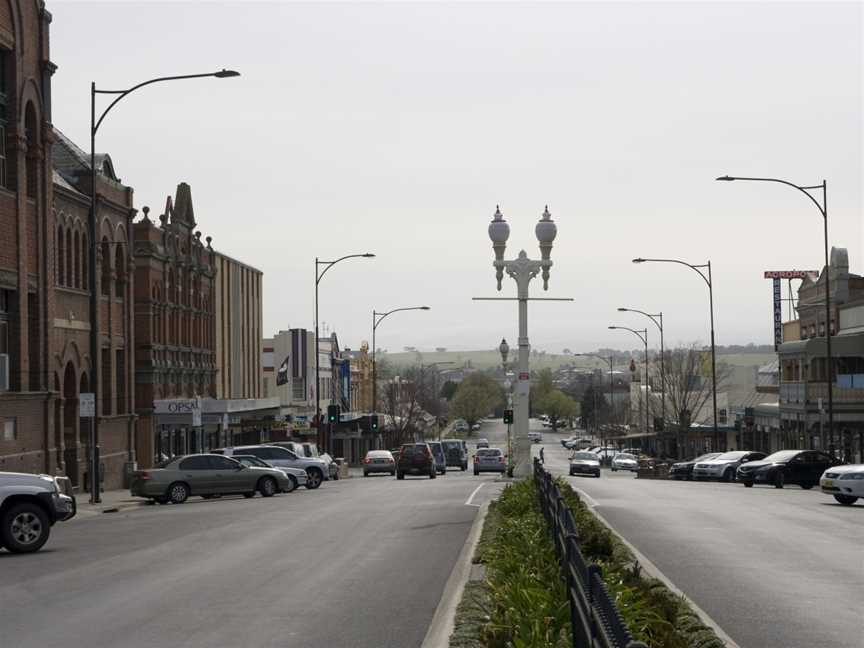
left=808, top=381, right=864, bottom=404
left=780, top=382, right=805, bottom=404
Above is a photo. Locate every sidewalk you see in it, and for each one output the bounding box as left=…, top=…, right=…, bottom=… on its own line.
left=73, top=488, right=149, bottom=518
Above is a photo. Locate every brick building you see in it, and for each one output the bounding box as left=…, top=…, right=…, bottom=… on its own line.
left=133, top=183, right=217, bottom=468
left=0, top=0, right=55, bottom=476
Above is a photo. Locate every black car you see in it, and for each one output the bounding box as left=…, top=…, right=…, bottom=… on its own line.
left=396, top=443, right=437, bottom=480
left=669, top=452, right=721, bottom=480
left=736, top=450, right=841, bottom=489
left=441, top=439, right=468, bottom=471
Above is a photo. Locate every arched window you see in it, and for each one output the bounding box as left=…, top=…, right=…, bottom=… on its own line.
left=100, top=238, right=111, bottom=296
left=82, top=233, right=88, bottom=290
left=167, top=268, right=175, bottom=304
left=24, top=103, right=38, bottom=199
left=65, top=228, right=73, bottom=287
left=57, top=225, right=65, bottom=286
left=73, top=230, right=80, bottom=288
left=114, top=244, right=125, bottom=299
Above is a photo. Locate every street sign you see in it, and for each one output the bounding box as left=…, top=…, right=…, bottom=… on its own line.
left=80, top=393, right=95, bottom=417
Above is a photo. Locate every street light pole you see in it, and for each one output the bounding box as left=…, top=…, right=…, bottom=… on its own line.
left=574, top=353, right=613, bottom=449
left=486, top=206, right=560, bottom=478
left=372, top=306, right=431, bottom=422
left=499, top=338, right=513, bottom=475
left=717, top=175, right=833, bottom=446
left=315, top=253, right=375, bottom=452
left=609, top=327, right=649, bottom=444
left=633, top=257, right=718, bottom=442
left=419, top=360, right=453, bottom=441
left=89, top=68, right=239, bottom=504
left=619, top=308, right=665, bottom=449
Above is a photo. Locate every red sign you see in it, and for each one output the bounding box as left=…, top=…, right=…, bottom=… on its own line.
left=519, top=372, right=530, bottom=380
left=763, top=270, right=818, bottom=279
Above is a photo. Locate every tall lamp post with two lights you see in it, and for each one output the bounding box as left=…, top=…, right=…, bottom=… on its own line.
left=618, top=308, right=666, bottom=449
left=89, top=68, right=239, bottom=503
left=574, top=353, right=614, bottom=448
left=371, top=306, right=430, bottom=418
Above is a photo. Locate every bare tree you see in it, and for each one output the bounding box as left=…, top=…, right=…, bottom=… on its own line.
left=380, top=365, right=433, bottom=447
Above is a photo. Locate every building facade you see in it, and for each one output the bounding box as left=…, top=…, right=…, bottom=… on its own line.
left=262, top=327, right=317, bottom=437
left=133, top=183, right=217, bottom=468
left=0, top=1, right=56, bottom=477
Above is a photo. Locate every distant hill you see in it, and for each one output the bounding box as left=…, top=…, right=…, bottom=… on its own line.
left=381, top=348, right=776, bottom=371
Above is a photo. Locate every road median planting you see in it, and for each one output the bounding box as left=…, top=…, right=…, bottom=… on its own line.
left=449, top=466, right=727, bottom=648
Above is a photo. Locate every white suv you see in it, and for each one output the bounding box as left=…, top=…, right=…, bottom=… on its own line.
left=217, top=446, right=328, bottom=489
left=1, top=472, right=76, bottom=553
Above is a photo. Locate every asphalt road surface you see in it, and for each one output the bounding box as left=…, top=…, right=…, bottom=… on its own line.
left=0, top=427, right=506, bottom=648
left=540, top=432, right=864, bottom=648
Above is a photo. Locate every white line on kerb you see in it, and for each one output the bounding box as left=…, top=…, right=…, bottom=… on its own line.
left=465, top=483, right=485, bottom=507
left=576, top=488, right=599, bottom=509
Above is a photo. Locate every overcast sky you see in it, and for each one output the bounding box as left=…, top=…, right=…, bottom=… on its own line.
left=49, top=1, right=862, bottom=354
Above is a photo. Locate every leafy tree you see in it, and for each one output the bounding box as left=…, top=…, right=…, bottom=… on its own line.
left=440, top=380, right=459, bottom=401
left=539, top=390, right=578, bottom=430
left=530, top=368, right=555, bottom=415
left=451, top=373, right=503, bottom=430
left=580, top=384, right=608, bottom=431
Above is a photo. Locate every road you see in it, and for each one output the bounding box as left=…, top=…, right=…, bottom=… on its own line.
left=538, top=429, right=864, bottom=648
left=0, top=424, right=508, bottom=648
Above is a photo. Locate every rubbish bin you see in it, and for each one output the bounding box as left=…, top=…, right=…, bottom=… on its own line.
left=334, top=458, right=350, bottom=479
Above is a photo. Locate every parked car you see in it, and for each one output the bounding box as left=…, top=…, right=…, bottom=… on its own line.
left=474, top=448, right=507, bottom=475
left=736, top=450, right=841, bottom=489
left=232, top=455, right=307, bottom=491
left=453, top=420, right=469, bottom=433
left=528, top=431, right=543, bottom=443
left=362, top=450, right=396, bottom=477
left=130, top=454, right=294, bottom=504
left=427, top=442, right=448, bottom=475
left=272, top=441, right=337, bottom=480
left=561, top=436, right=580, bottom=449
left=396, top=443, right=436, bottom=480
left=0, top=471, right=76, bottom=553
left=441, top=439, right=468, bottom=471
left=593, top=447, right=619, bottom=465
left=611, top=453, right=639, bottom=472
left=476, top=438, right=490, bottom=449
left=569, top=451, right=601, bottom=478
left=691, top=451, right=767, bottom=482
left=820, top=464, right=864, bottom=505
left=470, top=423, right=481, bottom=432
left=669, top=452, right=721, bottom=480
left=217, top=445, right=328, bottom=489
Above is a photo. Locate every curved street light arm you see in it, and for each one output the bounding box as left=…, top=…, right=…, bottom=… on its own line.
left=316, top=253, right=374, bottom=285
left=609, top=326, right=647, bottom=346
left=373, top=306, right=429, bottom=331
left=634, top=257, right=711, bottom=288
left=93, top=71, right=238, bottom=135
left=717, top=175, right=826, bottom=218
left=619, top=307, right=662, bottom=332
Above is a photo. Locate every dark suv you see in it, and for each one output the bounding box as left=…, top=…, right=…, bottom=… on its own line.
left=441, top=439, right=468, bottom=471
left=396, top=443, right=437, bottom=480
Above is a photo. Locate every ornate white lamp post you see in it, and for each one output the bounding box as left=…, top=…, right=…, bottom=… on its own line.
left=483, top=206, right=564, bottom=477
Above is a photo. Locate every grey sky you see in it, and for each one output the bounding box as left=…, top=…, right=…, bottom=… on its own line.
left=49, top=1, right=862, bottom=355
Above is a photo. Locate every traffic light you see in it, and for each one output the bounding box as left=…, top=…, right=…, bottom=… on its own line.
left=370, top=415, right=379, bottom=431
left=327, top=404, right=341, bottom=424
left=503, top=409, right=513, bottom=424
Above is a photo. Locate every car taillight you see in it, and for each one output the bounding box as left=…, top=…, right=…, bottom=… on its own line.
left=139, top=471, right=151, bottom=481
left=363, top=458, right=372, bottom=464
left=388, top=458, right=394, bottom=463
left=498, top=456, right=505, bottom=463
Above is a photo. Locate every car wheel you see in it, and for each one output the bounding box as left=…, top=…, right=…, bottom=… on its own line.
left=799, top=482, right=814, bottom=490
left=258, top=476, right=277, bottom=498
left=168, top=482, right=190, bottom=504
left=305, top=468, right=323, bottom=490
left=397, top=472, right=404, bottom=480
left=773, top=472, right=785, bottom=489
left=743, top=481, right=754, bottom=488
left=363, top=472, right=368, bottom=477
left=1, top=503, right=51, bottom=553
left=833, top=494, right=858, bottom=505
left=242, top=492, right=255, bottom=499
left=723, top=468, right=735, bottom=483
left=283, top=476, right=298, bottom=493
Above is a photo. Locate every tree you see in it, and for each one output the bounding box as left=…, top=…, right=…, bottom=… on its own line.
left=530, top=368, right=555, bottom=415
left=439, top=380, right=459, bottom=401
left=380, top=365, right=433, bottom=447
left=539, top=390, right=578, bottom=430
left=580, top=384, right=608, bottom=431
left=451, top=373, right=503, bottom=430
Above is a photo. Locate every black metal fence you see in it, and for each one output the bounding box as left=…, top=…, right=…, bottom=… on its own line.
left=534, top=459, right=648, bottom=648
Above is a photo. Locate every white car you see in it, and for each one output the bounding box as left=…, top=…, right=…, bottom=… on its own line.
left=611, top=453, right=639, bottom=472
left=820, top=464, right=864, bottom=505
left=528, top=431, right=543, bottom=443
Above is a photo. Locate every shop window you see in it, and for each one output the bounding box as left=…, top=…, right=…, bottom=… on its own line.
left=2, top=417, right=15, bottom=440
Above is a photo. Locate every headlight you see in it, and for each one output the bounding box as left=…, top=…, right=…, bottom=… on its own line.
left=839, top=473, right=864, bottom=480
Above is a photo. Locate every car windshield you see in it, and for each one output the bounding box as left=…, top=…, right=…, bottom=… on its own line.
left=237, top=456, right=269, bottom=467
left=616, top=454, right=636, bottom=461
left=367, top=451, right=391, bottom=458
left=442, top=441, right=462, bottom=451
left=693, top=453, right=720, bottom=462
left=477, top=449, right=501, bottom=456
left=573, top=452, right=597, bottom=460
left=715, top=451, right=747, bottom=461
left=763, top=450, right=801, bottom=462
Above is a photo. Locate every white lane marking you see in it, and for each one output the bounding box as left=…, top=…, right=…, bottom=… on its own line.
left=465, top=483, right=485, bottom=507
left=575, top=488, right=599, bottom=509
